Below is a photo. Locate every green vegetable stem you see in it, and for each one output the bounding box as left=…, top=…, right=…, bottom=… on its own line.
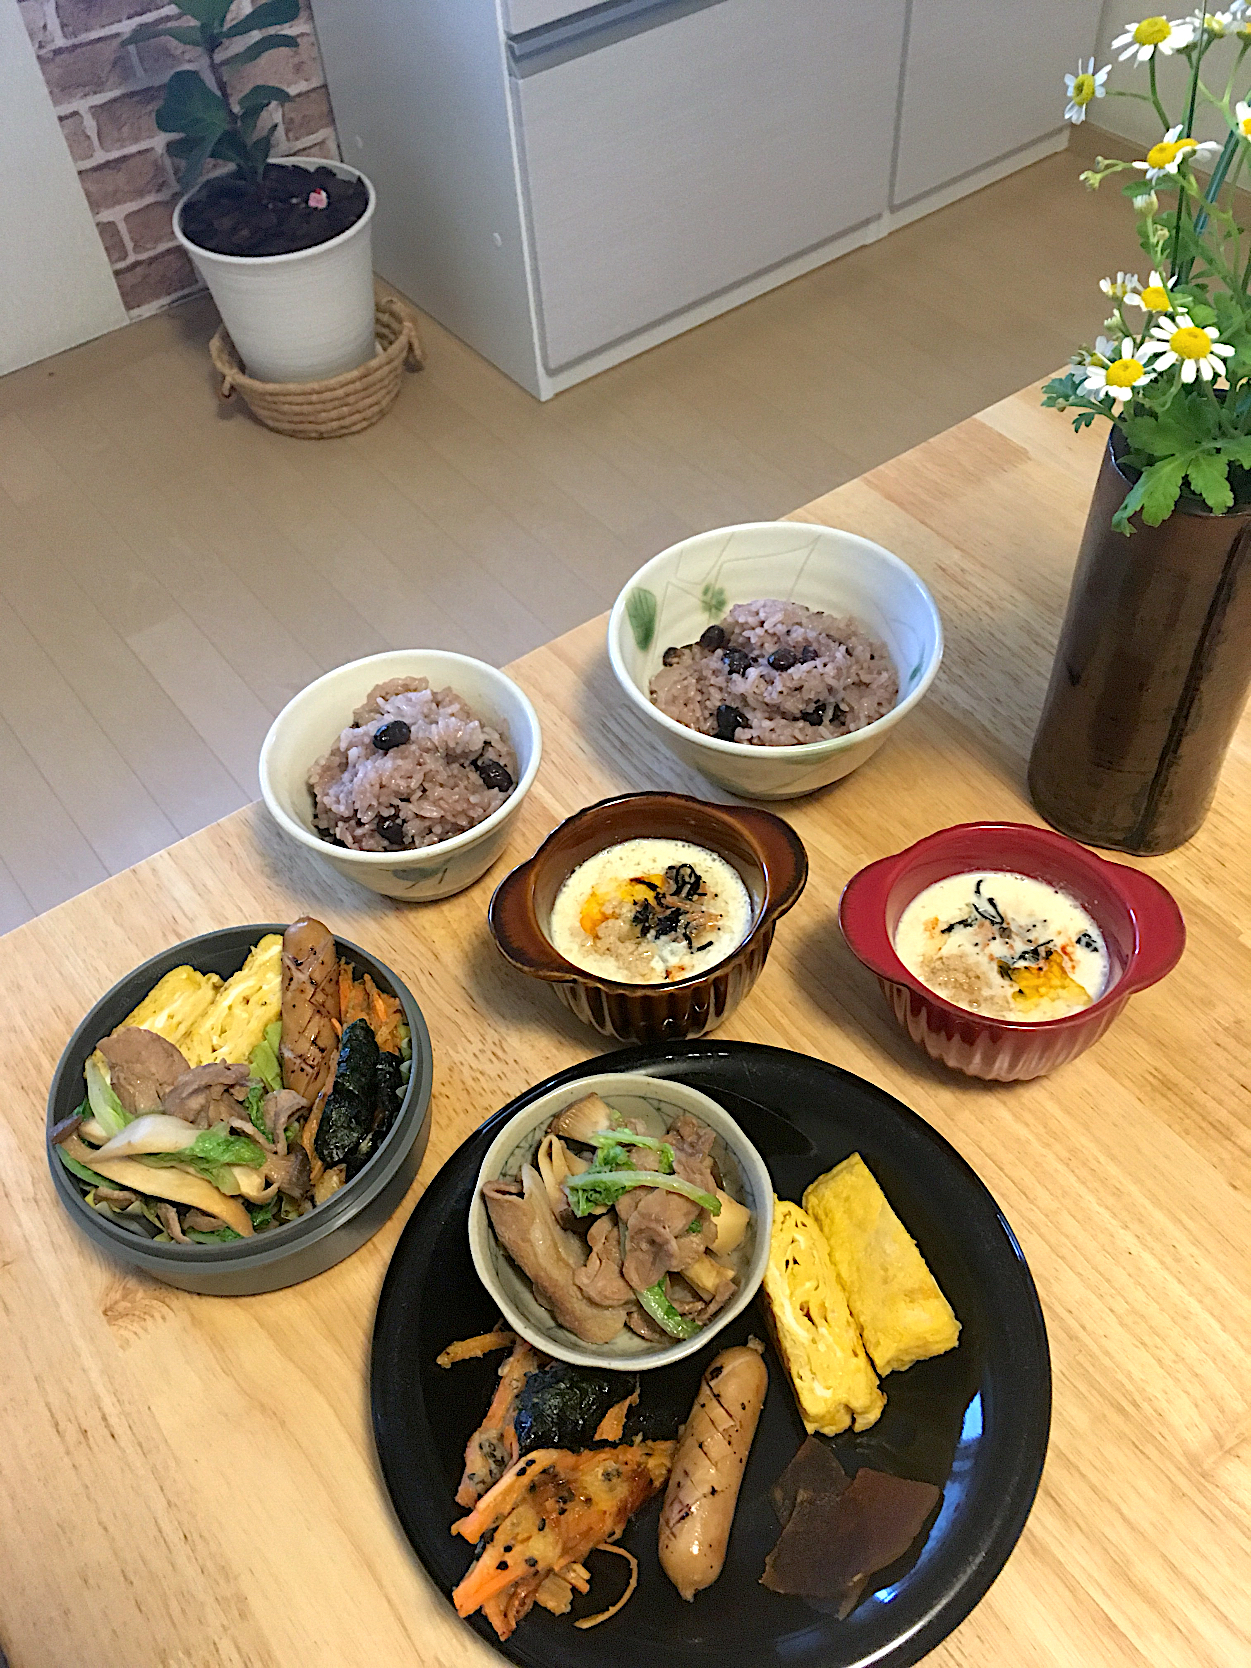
left=636, top=1281, right=703, bottom=1340
left=564, top=1169, right=720, bottom=1218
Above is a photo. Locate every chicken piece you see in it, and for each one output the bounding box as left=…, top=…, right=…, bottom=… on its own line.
left=96, top=1028, right=189, bottom=1115
left=574, top=1215, right=634, bottom=1308
left=621, top=1187, right=710, bottom=1292
left=484, top=1167, right=629, bottom=1344
left=161, top=1062, right=252, bottom=1127
left=451, top=1442, right=675, bottom=1641
left=456, top=1340, right=540, bottom=1508
left=280, top=918, right=340, bottom=1104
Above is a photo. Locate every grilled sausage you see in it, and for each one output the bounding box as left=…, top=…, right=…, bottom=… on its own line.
left=658, top=1341, right=768, bottom=1600
left=280, top=917, right=340, bottom=1104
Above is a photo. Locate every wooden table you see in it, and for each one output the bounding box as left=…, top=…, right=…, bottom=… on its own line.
left=1, top=382, right=1247, bottom=1668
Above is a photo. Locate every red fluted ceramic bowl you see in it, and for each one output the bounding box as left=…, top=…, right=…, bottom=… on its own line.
left=839, top=822, right=1185, bottom=1081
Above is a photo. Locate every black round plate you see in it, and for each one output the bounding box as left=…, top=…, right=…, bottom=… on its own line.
left=371, top=1041, right=1050, bottom=1668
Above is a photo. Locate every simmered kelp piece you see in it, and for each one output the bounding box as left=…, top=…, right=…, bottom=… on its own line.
left=315, top=1019, right=379, bottom=1166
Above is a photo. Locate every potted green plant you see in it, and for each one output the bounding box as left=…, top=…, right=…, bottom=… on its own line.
left=128, top=0, right=376, bottom=384
left=1034, top=11, right=1251, bottom=854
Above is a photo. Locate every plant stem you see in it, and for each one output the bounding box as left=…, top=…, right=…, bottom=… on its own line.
left=1149, top=57, right=1170, bottom=127
left=1172, top=26, right=1210, bottom=271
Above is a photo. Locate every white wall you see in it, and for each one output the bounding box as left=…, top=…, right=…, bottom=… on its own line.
left=0, top=0, right=126, bottom=377
left=1092, top=0, right=1235, bottom=147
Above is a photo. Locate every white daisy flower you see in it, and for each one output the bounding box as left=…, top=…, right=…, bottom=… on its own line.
left=1101, top=271, right=1142, bottom=300
left=1192, top=10, right=1234, bottom=35
left=1112, top=16, right=1194, bottom=61
left=1236, top=98, right=1251, bottom=137
left=1065, top=59, right=1111, bottom=124
left=1133, top=124, right=1222, bottom=181
left=1125, top=268, right=1178, bottom=311
left=1144, top=312, right=1236, bottom=381
left=1082, top=338, right=1156, bottom=405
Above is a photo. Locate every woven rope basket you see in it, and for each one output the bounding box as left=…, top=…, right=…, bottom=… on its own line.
left=209, top=293, right=424, bottom=439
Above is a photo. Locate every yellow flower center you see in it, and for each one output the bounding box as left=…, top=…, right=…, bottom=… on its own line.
left=1241, top=116, right=1251, bottom=137
left=1071, top=73, right=1096, bottom=105
left=1169, top=326, right=1212, bottom=359
left=1106, top=358, right=1145, bottom=388
left=1203, top=13, right=1226, bottom=35
left=1134, top=16, right=1171, bottom=45
left=1146, top=137, right=1197, bottom=169
left=1140, top=284, right=1171, bottom=310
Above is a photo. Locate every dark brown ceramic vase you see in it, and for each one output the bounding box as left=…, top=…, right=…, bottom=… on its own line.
left=1029, top=436, right=1251, bottom=854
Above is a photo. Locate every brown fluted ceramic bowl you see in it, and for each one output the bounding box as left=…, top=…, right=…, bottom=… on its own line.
left=487, top=792, right=808, bottom=1043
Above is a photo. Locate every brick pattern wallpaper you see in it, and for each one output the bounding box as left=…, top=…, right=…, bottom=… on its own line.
left=21, top=0, right=342, bottom=318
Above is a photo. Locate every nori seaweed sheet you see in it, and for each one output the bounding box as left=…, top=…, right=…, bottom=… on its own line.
left=315, top=1019, right=379, bottom=1166
left=513, top=1363, right=638, bottom=1455
left=344, top=1049, right=403, bottom=1180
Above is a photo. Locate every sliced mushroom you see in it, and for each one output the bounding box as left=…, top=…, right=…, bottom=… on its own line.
left=313, top=1163, right=346, bottom=1206
left=548, top=1092, right=621, bottom=1145
left=228, top=1114, right=276, bottom=1153
left=264, top=1144, right=311, bottom=1201
left=263, top=1089, right=308, bottom=1156
left=50, top=1112, right=84, bottom=1146
left=156, top=1202, right=189, bottom=1244
left=536, top=1134, right=588, bottom=1227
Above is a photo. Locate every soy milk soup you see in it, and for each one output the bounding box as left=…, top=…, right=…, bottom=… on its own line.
left=548, top=837, right=753, bottom=984
left=893, top=871, right=1110, bottom=1022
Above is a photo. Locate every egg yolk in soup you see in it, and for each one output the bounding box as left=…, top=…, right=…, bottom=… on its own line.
left=893, top=871, right=1109, bottom=1022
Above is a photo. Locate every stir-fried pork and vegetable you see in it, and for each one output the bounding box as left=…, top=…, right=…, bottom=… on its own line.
left=51, top=918, right=411, bottom=1244
left=483, top=1093, right=754, bottom=1344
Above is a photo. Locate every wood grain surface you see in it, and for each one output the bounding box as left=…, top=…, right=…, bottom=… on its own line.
left=0, top=382, right=1247, bottom=1668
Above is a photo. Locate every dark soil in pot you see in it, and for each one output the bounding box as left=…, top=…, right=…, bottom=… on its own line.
left=180, top=163, right=367, bottom=258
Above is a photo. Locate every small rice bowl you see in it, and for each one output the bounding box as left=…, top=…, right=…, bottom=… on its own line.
left=649, top=599, right=897, bottom=747
left=309, top=678, right=517, bottom=852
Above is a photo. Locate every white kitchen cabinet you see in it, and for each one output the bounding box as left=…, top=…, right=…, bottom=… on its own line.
left=311, top=0, right=1103, bottom=399
left=893, top=0, right=1105, bottom=207
left=515, top=0, right=903, bottom=369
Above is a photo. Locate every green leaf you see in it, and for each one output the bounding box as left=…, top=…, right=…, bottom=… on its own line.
left=210, top=127, right=255, bottom=173
left=1219, top=436, right=1251, bottom=467
left=238, top=82, right=291, bottom=110
left=170, top=133, right=217, bottom=192
left=223, top=31, right=299, bottom=67
left=625, top=588, right=657, bottom=651
left=186, top=1125, right=266, bottom=1167
left=155, top=69, right=230, bottom=140
left=221, top=0, right=299, bottom=34
left=1186, top=451, right=1234, bottom=514
left=1187, top=302, right=1218, bottom=328
left=1139, top=455, right=1191, bottom=527
left=124, top=20, right=206, bottom=47
left=85, top=1055, right=131, bottom=1138
left=175, top=0, right=234, bottom=26
left=248, top=125, right=275, bottom=175
left=249, top=1022, right=283, bottom=1095
left=185, top=1225, right=244, bottom=1243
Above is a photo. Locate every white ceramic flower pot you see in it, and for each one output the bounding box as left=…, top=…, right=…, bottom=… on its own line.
left=174, top=157, right=377, bottom=384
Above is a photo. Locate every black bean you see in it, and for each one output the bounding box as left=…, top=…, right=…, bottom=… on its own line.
left=699, top=623, right=727, bottom=650
left=661, top=645, right=681, bottom=666
left=768, top=646, right=797, bottom=672
left=714, top=703, right=748, bottom=740
left=473, top=756, right=514, bottom=793
left=376, top=814, right=407, bottom=847
left=830, top=701, right=848, bottom=724
left=724, top=646, right=751, bottom=676
left=800, top=703, right=825, bottom=726
left=372, top=720, right=411, bottom=751
left=799, top=645, right=819, bottom=663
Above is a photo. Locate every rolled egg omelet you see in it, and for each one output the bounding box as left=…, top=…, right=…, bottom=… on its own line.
left=803, top=1154, right=960, bottom=1378
left=761, top=1199, right=885, bottom=1436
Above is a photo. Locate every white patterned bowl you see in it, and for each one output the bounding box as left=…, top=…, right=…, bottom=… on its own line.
left=608, top=522, right=943, bottom=800
left=259, top=650, right=541, bottom=901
